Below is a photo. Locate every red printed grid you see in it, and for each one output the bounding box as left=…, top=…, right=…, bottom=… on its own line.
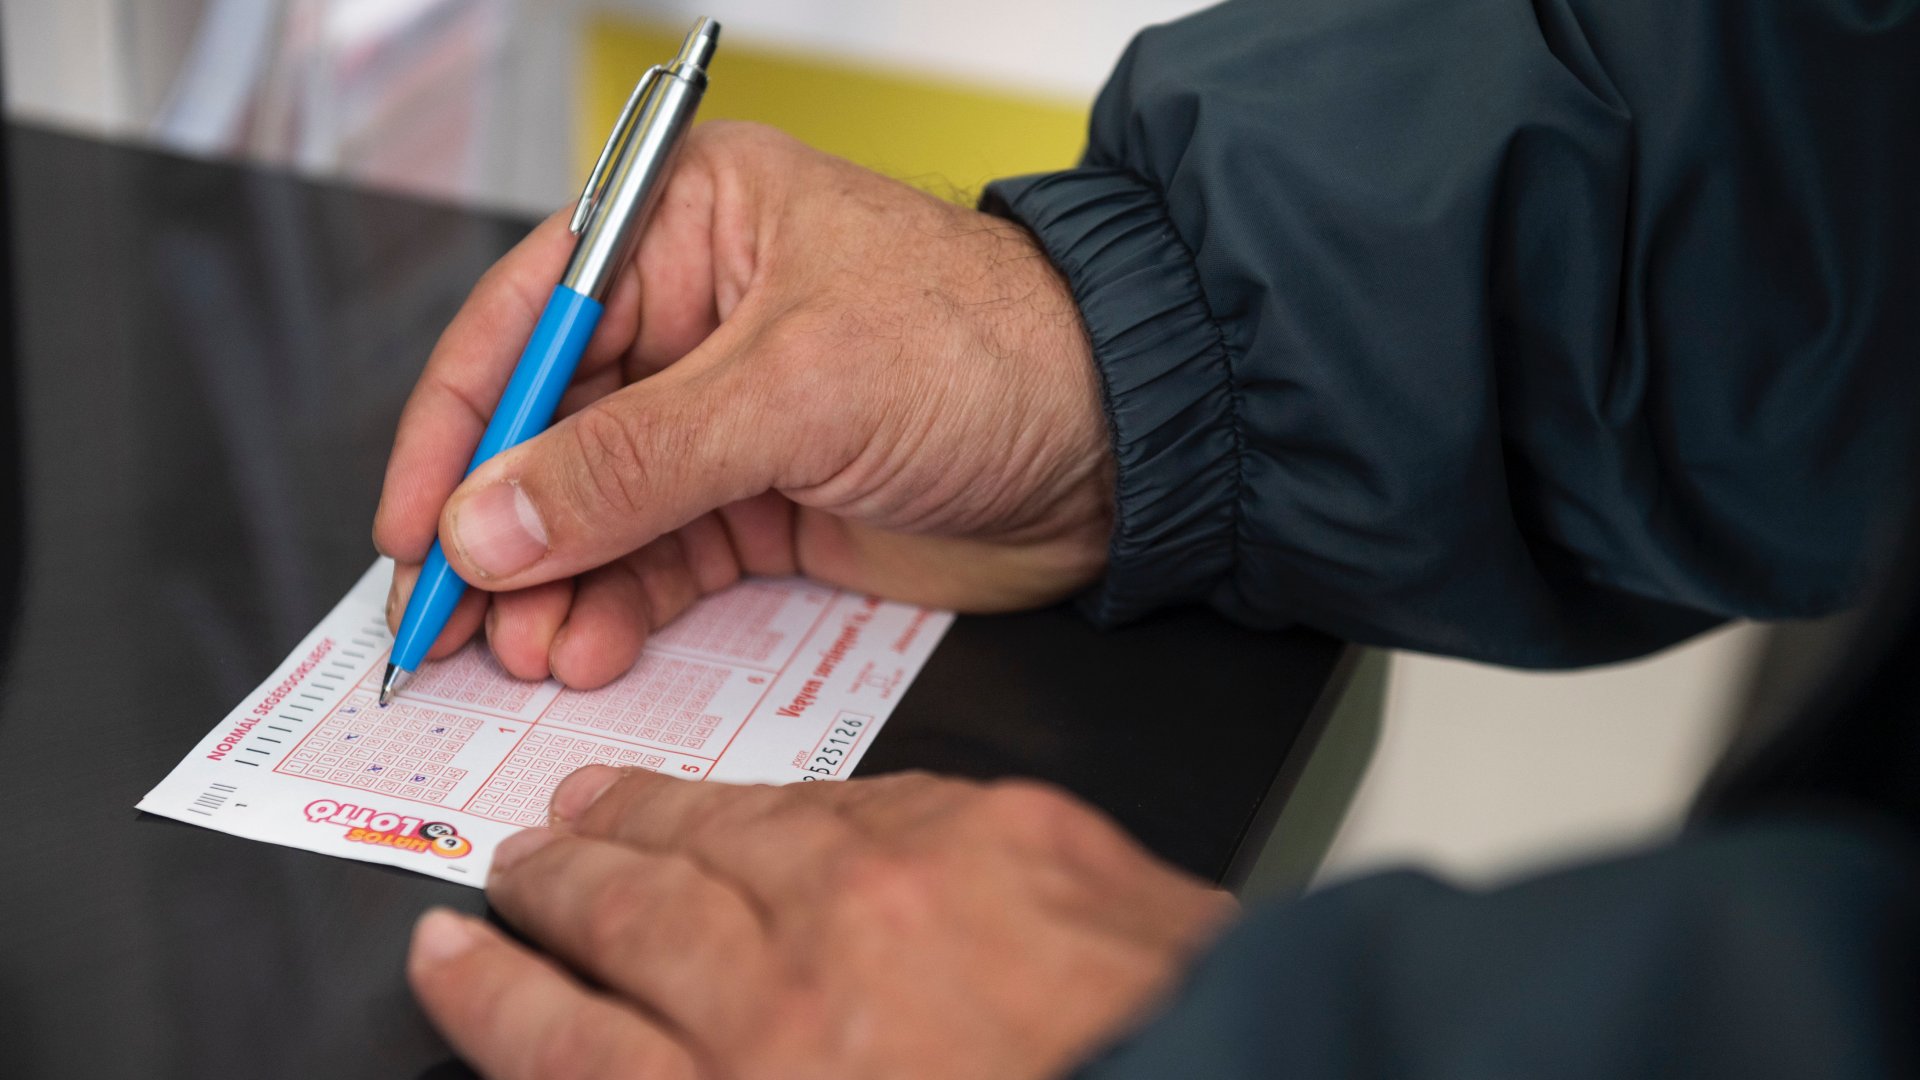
left=466, top=731, right=667, bottom=826
left=404, top=643, right=539, bottom=713
left=278, top=693, right=475, bottom=804
left=542, top=655, right=729, bottom=751
left=652, top=581, right=789, bottom=664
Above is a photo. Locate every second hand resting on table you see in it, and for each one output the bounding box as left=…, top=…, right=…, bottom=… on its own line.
left=409, top=767, right=1235, bottom=1080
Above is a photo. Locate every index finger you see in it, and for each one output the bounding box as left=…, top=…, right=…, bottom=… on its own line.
left=550, top=769, right=863, bottom=905
left=549, top=765, right=960, bottom=838
left=372, top=210, right=640, bottom=563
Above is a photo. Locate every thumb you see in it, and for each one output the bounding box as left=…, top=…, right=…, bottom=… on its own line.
left=435, top=357, right=784, bottom=590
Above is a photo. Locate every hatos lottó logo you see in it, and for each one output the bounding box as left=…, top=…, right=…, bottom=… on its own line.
left=303, top=799, right=472, bottom=859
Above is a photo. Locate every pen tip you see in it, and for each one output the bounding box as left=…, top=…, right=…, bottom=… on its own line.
left=380, top=663, right=408, bottom=708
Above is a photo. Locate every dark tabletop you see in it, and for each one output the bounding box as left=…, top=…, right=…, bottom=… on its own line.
left=0, top=125, right=1351, bottom=1080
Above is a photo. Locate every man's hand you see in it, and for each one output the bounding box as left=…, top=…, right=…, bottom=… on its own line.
left=372, top=122, right=1112, bottom=688
left=407, top=768, right=1235, bottom=1080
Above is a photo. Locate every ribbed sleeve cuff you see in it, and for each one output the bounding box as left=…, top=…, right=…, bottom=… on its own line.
left=983, top=167, right=1239, bottom=625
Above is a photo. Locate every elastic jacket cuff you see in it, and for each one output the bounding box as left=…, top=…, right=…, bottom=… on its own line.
left=984, top=167, right=1239, bottom=624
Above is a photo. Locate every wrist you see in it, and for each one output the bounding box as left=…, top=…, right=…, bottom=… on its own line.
left=983, top=167, right=1241, bottom=625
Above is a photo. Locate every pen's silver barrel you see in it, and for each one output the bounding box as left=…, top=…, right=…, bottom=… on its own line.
left=560, top=18, right=720, bottom=301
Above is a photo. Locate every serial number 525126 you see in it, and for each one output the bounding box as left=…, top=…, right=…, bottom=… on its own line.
left=801, top=715, right=868, bottom=780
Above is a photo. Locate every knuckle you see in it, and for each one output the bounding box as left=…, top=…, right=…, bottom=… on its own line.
left=424, top=960, right=501, bottom=1034
left=691, top=783, right=786, bottom=839
left=754, top=313, right=839, bottom=382
left=565, top=406, right=655, bottom=520
left=578, top=853, right=717, bottom=975
left=766, top=805, right=857, bottom=862
left=971, top=779, right=1097, bottom=848
left=581, top=867, right=672, bottom=961
left=835, top=849, right=939, bottom=929
left=974, top=780, right=1148, bottom=881
left=421, top=957, right=543, bottom=1069
left=694, top=117, right=753, bottom=147
left=530, top=1002, right=642, bottom=1080
left=701, top=118, right=793, bottom=156
left=552, top=765, right=628, bottom=829
left=976, top=778, right=1083, bottom=825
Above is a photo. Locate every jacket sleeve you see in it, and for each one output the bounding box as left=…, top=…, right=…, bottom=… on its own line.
left=983, top=0, right=1920, bottom=667
left=1072, top=814, right=1920, bottom=1080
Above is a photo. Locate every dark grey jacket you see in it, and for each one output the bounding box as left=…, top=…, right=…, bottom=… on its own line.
left=984, top=1, right=1920, bottom=1075
left=988, top=0, right=1917, bottom=669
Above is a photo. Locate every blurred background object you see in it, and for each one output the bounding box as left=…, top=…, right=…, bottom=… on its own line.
left=0, top=0, right=573, bottom=212
left=0, top=0, right=1190, bottom=211
left=0, top=0, right=1777, bottom=891
left=1, top=24, right=22, bottom=687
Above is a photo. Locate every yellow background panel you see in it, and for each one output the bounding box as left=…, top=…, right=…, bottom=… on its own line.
left=581, top=15, right=1090, bottom=202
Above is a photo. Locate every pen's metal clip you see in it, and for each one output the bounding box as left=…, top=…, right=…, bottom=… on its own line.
left=570, top=64, right=665, bottom=235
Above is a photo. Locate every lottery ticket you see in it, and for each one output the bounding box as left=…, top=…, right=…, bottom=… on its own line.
left=140, top=559, right=952, bottom=885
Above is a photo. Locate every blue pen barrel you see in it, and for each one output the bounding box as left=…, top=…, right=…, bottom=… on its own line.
left=389, top=285, right=604, bottom=673
left=392, top=541, right=466, bottom=673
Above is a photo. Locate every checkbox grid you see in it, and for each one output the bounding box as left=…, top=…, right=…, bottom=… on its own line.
left=405, top=643, right=539, bottom=713
left=277, top=693, right=476, bottom=803
left=542, top=655, right=729, bottom=751
left=652, top=581, right=789, bottom=664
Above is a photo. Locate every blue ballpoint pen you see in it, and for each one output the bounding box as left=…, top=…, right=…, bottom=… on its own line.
left=382, top=17, right=720, bottom=706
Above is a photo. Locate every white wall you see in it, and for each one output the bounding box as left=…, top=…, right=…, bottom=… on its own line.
left=1, top=0, right=133, bottom=133
left=600, top=0, right=1215, bottom=99
left=1320, top=624, right=1766, bottom=885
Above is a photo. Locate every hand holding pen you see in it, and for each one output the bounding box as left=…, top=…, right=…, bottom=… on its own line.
left=382, top=17, right=723, bottom=703
left=373, top=19, right=1115, bottom=698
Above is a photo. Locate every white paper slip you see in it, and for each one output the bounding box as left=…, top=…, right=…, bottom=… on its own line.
left=141, top=559, right=953, bottom=886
